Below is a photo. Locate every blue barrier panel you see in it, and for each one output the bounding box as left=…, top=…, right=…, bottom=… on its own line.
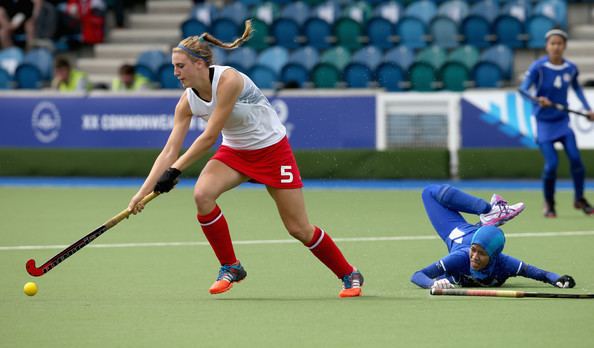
left=0, top=95, right=376, bottom=149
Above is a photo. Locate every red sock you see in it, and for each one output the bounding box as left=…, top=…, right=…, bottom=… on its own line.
left=197, top=205, right=237, bottom=265
left=305, top=226, right=354, bottom=278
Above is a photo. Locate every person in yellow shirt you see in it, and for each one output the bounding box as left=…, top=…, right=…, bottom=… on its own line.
left=51, top=57, right=90, bottom=92
left=111, top=63, right=150, bottom=91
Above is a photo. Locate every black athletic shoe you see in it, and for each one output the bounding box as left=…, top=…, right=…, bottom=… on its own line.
left=574, top=198, right=594, bottom=216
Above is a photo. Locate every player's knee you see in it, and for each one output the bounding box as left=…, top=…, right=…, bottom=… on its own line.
left=422, top=184, right=443, bottom=200
left=193, top=188, right=216, bottom=210
left=286, top=224, right=312, bottom=243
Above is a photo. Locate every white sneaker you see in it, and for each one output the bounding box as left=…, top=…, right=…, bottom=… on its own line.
left=479, top=194, right=525, bottom=227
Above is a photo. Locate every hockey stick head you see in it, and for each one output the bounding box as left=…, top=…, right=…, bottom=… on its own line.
left=26, top=259, right=44, bottom=277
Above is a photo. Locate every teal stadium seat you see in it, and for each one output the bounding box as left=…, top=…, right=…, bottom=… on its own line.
left=311, top=63, right=341, bottom=88
left=409, top=61, right=438, bottom=91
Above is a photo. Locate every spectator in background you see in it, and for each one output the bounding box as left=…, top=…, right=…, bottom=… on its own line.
left=0, top=0, right=42, bottom=49
left=51, top=56, right=89, bottom=91
left=111, top=63, right=150, bottom=91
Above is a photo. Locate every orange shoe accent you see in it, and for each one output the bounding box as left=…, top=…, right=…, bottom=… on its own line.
left=209, top=280, right=233, bottom=294
left=339, top=287, right=362, bottom=298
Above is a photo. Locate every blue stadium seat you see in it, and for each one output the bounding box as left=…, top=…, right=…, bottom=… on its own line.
left=429, top=16, right=459, bottom=48
left=191, top=3, right=215, bottom=26
left=351, top=46, right=383, bottom=71
left=248, top=64, right=278, bottom=89
left=534, top=0, right=566, bottom=29
left=311, top=1, right=340, bottom=24
left=472, top=61, right=504, bottom=88
left=257, top=46, right=289, bottom=75
left=288, top=46, right=319, bottom=71
left=280, top=2, right=311, bottom=26
left=437, top=0, right=469, bottom=23
left=501, top=0, right=531, bottom=22
left=404, top=0, right=437, bottom=25
left=280, top=62, right=309, bottom=88
left=135, top=64, right=156, bottom=81
left=0, top=67, right=12, bottom=89
left=480, top=44, right=513, bottom=80
left=0, top=47, right=24, bottom=75
left=181, top=18, right=208, bottom=38
left=372, top=1, right=402, bottom=24
left=15, top=63, right=43, bottom=89
left=365, top=16, right=396, bottom=50
left=239, top=0, right=261, bottom=6
left=526, top=15, right=556, bottom=49
left=226, top=46, right=257, bottom=72
left=395, top=16, right=428, bottom=49
left=251, top=2, right=280, bottom=25
left=271, top=18, right=301, bottom=49
left=23, top=48, right=53, bottom=80
left=302, top=17, right=332, bottom=50
left=214, top=2, right=248, bottom=25
left=461, top=15, right=492, bottom=48
left=383, top=45, right=415, bottom=71
left=493, top=14, right=525, bottom=48
left=137, top=50, right=167, bottom=79
left=211, top=47, right=227, bottom=66
left=210, top=18, right=240, bottom=43
left=376, top=62, right=406, bottom=92
left=468, top=0, right=499, bottom=23
left=157, top=64, right=181, bottom=89
left=343, top=62, right=373, bottom=88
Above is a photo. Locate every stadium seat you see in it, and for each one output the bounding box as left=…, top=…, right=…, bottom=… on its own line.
left=214, top=2, right=248, bottom=25
left=0, top=47, right=24, bottom=75
left=210, top=18, right=240, bottom=43
left=341, top=2, right=372, bottom=24
left=191, top=3, right=215, bottom=26
left=383, top=45, right=415, bottom=71
left=320, top=46, right=351, bottom=71
left=23, top=48, right=53, bottom=80
left=526, top=15, right=556, bottom=49
left=181, top=18, right=208, bottom=38
left=461, top=15, right=492, bottom=49
left=343, top=62, right=373, bottom=88
left=480, top=44, right=513, bottom=80
left=448, top=45, right=479, bottom=70
left=311, top=1, right=340, bottom=24
left=157, top=64, right=181, bottom=89
left=245, top=18, right=270, bottom=52
left=404, top=0, right=437, bottom=25
left=375, top=62, right=406, bottom=92
left=415, top=46, right=447, bottom=70
left=280, top=63, right=309, bottom=88
left=226, top=46, right=257, bottom=72
left=211, top=47, right=227, bottom=66
left=366, top=16, right=396, bottom=50
left=501, top=0, right=531, bottom=22
left=429, top=16, right=459, bottom=48
left=239, top=0, right=261, bottom=6
left=395, top=16, right=428, bottom=49
left=468, top=0, right=499, bottom=23
left=409, top=61, right=438, bottom=91
left=137, top=50, right=167, bottom=80
left=135, top=64, right=156, bottom=81
left=257, top=46, right=289, bottom=75
left=251, top=1, right=280, bottom=25
left=271, top=18, right=301, bottom=49
left=351, top=46, right=383, bottom=71
left=472, top=61, right=504, bottom=88
left=439, top=61, right=469, bottom=91
left=248, top=64, right=278, bottom=89
left=280, top=2, right=311, bottom=26
left=311, top=63, right=341, bottom=88
left=302, top=17, right=332, bottom=50
left=493, top=14, right=525, bottom=48
left=288, top=46, right=320, bottom=71
left=437, top=0, right=469, bottom=23
left=534, top=0, right=566, bottom=29
left=15, top=63, right=43, bottom=89
left=372, top=1, right=402, bottom=24
left=0, top=67, right=12, bottom=89
left=333, top=17, right=363, bottom=51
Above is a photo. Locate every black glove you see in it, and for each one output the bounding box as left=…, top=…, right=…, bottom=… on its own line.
left=554, top=275, right=576, bottom=288
left=154, top=167, right=181, bottom=193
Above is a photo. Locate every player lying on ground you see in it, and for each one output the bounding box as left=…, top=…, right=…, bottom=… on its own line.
left=410, top=184, right=576, bottom=289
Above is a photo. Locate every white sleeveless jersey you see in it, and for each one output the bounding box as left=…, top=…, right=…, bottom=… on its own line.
left=186, top=65, right=286, bottom=150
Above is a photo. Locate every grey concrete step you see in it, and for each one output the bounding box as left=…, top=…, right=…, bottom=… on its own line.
left=94, top=43, right=170, bottom=60
left=129, top=13, right=187, bottom=30
left=147, top=0, right=192, bottom=15
left=108, top=28, right=180, bottom=44
left=566, top=40, right=594, bottom=56
left=77, top=58, right=133, bottom=75
left=572, top=25, right=594, bottom=40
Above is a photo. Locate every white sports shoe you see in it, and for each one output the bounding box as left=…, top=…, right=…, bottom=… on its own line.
left=479, top=194, right=525, bottom=227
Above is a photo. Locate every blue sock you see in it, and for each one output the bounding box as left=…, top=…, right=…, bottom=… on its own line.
left=436, top=185, right=491, bottom=215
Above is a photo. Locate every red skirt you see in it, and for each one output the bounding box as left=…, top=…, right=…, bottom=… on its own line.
left=211, top=137, right=303, bottom=189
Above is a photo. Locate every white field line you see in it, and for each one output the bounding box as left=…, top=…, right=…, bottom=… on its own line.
left=1, top=230, right=594, bottom=252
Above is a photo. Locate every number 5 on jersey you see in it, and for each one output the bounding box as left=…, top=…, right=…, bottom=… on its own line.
left=280, top=165, right=293, bottom=183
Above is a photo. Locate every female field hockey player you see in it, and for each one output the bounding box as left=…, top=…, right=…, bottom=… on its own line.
left=519, top=28, right=594, bottom=218
left=127, top=20, right=363, bottom=297
left=410, top=184, right=576, bottom=289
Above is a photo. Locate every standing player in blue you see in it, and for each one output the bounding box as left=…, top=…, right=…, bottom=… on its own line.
left=410, top=184, right=576, bottom=289
left=519, top=29, right=594, bottom=218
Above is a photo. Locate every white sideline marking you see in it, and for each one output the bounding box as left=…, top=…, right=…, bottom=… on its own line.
left=2, top=230, right=594, bottom=252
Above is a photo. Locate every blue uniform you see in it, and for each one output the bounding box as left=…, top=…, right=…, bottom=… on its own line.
left=519, top=56, right=592, bottom=203
left=410, top=185, right=561, bottom=288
